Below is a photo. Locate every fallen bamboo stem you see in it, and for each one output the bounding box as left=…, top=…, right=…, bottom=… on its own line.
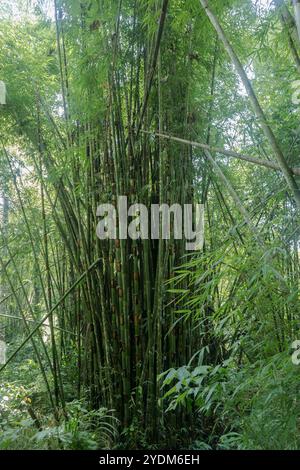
left=141, top=129, right=300, bottom=176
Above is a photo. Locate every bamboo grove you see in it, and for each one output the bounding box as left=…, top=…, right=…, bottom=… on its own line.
left=0, top=0, right=300, bottom=450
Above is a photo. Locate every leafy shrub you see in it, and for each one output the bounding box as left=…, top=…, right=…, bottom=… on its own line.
left=0, top=395, right=118, bottom=450
left=161, top=351, right=300, bottom=450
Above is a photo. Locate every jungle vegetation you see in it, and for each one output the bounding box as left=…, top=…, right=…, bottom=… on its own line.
left=0, top=0, right=300, bottom=450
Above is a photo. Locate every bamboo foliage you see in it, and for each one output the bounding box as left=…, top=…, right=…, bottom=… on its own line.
left=0, top=0, right=299, bottom=448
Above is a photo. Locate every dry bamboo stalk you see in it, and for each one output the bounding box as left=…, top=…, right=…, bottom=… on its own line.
left=141, top=129, right=300, bottom=176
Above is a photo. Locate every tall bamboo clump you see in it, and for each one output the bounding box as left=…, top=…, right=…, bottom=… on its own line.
left=0, top=0, right=215, bottom=443
left=47, top=0, right=202, bottom=440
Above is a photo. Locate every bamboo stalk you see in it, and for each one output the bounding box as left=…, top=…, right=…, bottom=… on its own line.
left=293, top=0, right=300, bottom=43
left=0, top=257, right=102, bottom=372
left=141, top=129, right=300, bottom=176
